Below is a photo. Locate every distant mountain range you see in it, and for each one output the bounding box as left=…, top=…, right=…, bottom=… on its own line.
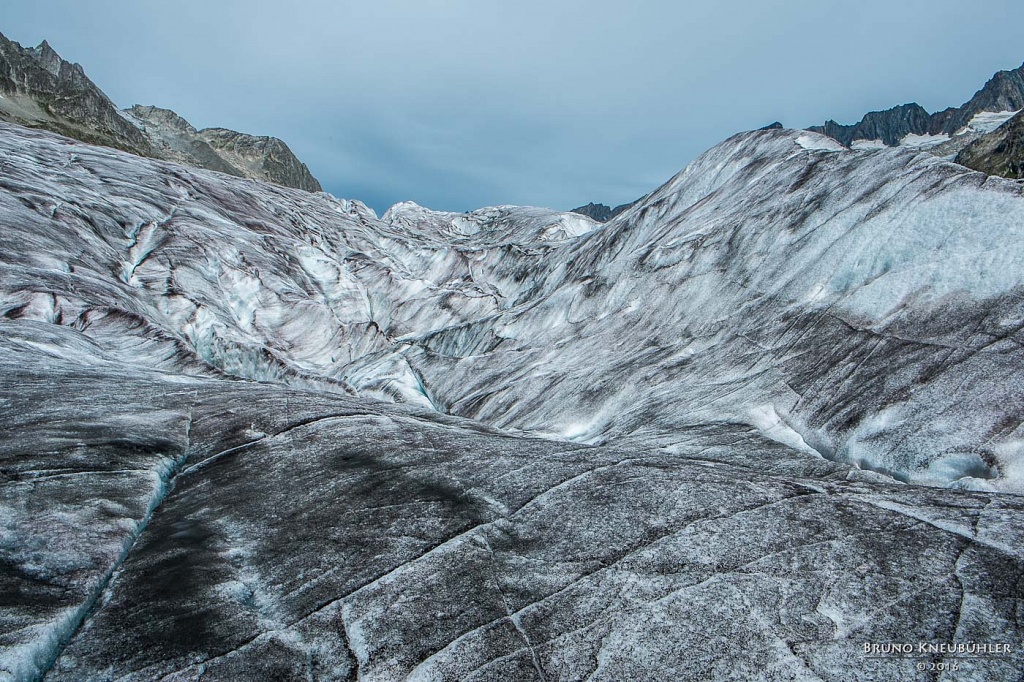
left=808, top=61, right=1024, bottom=150
left=0, top=32, right=321, bottom=192
left=805, top=62, right=1024, bottom=181
left=569, top=200, right=636, bottom=223
left=3, top=27, right=1022, bottom=212
left=577, top=62, right=1024, bottom=215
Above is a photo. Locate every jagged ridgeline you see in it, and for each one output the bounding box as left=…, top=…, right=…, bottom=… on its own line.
left=807, top=61, right=1024, bottom=156
left=569, top=200, right=637, bottom=223
left=0, top=31, right=321, bottom=192
left=580, top=62, right=1024, bottom=213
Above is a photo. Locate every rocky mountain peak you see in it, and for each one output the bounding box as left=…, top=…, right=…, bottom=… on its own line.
left=936, top=62, right=1024, bottom=134
left=0, top=30, right=323, bottom=193
left=811, top=61, right=1024, bottom=148
left=956, top=109, right=1024, bottom=178
left=126, top=104, right=198, bottom=135
left=570, top=200, right=636, bottom=223
left=970, top=62, right=1024, bottom=110
left=30, top=39, right=62, bottom=75
left=0, top=32, right=151, bottom=155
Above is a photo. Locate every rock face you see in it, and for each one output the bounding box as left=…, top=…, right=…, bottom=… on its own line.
left=0, top=31, right=321, bottom=193
left=935, top=62, right=1024, bottom=135
left=0, top=34, right=151, bottom=155
left=2, top=123, right=1024, bottom=680
left=196, top=127, right=322, bottom=192
left=125, top=105, right=323, bottom=192
left=809, top=103, right=932, bottom=147
left=809, top=62, right=1024, bottom=149
left=122, top=105, right=247, bottom=178
left=570, top=200, right=636, bottom=223
left=957, top=110, right=1024, bottom=179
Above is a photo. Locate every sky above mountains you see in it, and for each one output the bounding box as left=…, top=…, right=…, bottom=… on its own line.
left=5, top=0, right=1024, bottom=213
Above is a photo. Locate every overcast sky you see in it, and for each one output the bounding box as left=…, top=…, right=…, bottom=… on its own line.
left=5, top=1, right=1024, bottom=213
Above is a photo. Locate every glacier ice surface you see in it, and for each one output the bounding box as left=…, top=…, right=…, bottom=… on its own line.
left=1, top=121, right=1024, bottom=680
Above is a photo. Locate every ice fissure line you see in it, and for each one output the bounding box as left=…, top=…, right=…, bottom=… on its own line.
left=32, top=396, right=198, bottom=682
left=482, top=536, right=549, bottom=682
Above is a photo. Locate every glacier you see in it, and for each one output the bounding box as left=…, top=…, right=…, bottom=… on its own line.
left=1, top=121, right=1023, bottom=680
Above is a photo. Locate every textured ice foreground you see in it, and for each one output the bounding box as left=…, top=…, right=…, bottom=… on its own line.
left=2, top=322, right=1023, bottom=681
left=0, top=123, right=1023, bottom=680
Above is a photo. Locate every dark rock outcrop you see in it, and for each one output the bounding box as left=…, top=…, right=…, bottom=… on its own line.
left=570, top=200, right=636, bottom=222
left=808, top=103, right=931, bottom=147
left=956, top=109, right=1024, bottom=178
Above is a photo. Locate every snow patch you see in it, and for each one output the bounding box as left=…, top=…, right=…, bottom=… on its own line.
left=899, top=133, right=950, bottom=148
left=548, top=213, right=599, bottom=239
left=958, top=109, right=1022, bottom=136
left=851, top=139, right=887, bottom=150
left=795, top=133, right=846, bottom=152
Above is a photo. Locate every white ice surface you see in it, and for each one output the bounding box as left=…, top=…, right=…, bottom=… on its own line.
left=850, top=139, right=887, bottom=150
left=3, top=123, right=1024, bottom=492
left=899, top=132, right=950, bottom=148
left=795, top=133, right=846, bottom=151
left=958, top=109, right=1022, bottom=136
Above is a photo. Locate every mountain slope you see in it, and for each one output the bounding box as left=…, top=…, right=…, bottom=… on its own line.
left=956, top=109, right=1024, bottom=179
left=808, top=61, right=1024, bottom=150
left=126, top=105, right=322, bottom=192
left=0, top=34, right=151, bottom=155
left=122, top=104, right=248, bottom=178
left=0, top=31, right=321, bottom=192
left=196, top=126, right=322, bottom=192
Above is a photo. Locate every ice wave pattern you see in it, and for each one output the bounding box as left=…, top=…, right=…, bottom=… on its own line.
left=3, top=122, right=1024, bottom=494
left=2, top=123, right=1024, bottom=681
